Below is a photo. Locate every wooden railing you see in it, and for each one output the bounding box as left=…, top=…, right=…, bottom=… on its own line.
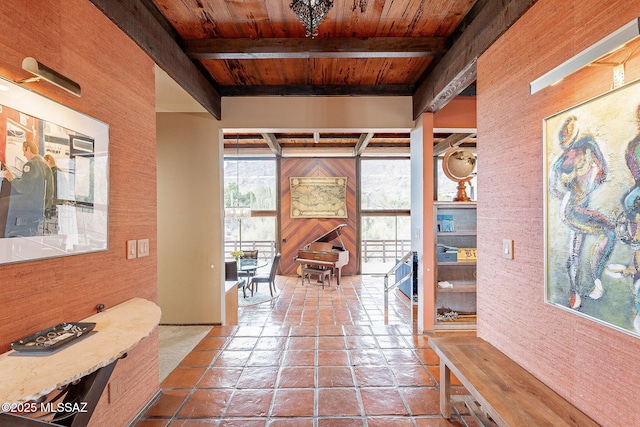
left=226, top=239, right=411, bottom=263
left=362, top=239, right=411, bottom=262
left=225, top=241, right=277, bottom=261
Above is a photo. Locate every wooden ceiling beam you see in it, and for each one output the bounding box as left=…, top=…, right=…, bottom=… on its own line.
left=185, top=37, right=450, bottom=60
left=412, top=0, right=538, bottom=119
left=261, top=133, right=282, bottom=157
left=219, top=84, right=413, bottom=97
left=354, top=133, right=375, bottom=156
left=433, top=133, right=475, bottom=156
left=89, top=0, right=222, bottom=119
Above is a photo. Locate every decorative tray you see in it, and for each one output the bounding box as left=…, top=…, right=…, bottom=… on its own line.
left=10, top=322, right=96, bottom=352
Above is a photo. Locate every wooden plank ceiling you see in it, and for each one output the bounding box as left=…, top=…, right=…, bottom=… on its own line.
left=223, top=131, right=477, bottom=157
left=89, top=0, right=537, bottom=154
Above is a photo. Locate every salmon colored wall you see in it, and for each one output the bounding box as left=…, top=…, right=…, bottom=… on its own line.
left=477, top=1, right=640, bottom=425
left=433, top=96, right=476, bottom=129
left=0, top=1, right=158, bottom=426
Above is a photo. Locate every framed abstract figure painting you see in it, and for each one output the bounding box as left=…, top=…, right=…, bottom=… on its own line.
left=544, top=78, right=640, bottom=337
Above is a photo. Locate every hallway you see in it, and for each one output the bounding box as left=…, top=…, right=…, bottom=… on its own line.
left=135, top=275, right=474, bottom=426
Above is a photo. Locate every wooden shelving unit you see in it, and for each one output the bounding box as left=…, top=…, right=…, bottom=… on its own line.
left=434, top=202, right=477, bottom=330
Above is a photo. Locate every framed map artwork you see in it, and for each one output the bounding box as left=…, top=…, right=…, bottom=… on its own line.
left=290, top=176, right=347, bottom=218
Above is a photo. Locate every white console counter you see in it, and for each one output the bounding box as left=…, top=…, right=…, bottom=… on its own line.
left=0, top=297, right=161, bottom=406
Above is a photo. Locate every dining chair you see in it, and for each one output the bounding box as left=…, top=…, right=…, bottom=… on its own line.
left=238, top=250, right=259, bottom=283
left=225, top=260, right=248, bottom=298
left=240, top=250, right=258, bottom=259
left=249, top=253, right=281, bottom=297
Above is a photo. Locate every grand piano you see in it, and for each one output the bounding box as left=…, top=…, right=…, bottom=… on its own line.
left=295, top=223, right=349, bottom=286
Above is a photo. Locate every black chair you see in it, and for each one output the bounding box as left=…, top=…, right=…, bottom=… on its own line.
left=225, top=260, right=248, bottom=298
left=249, top=253, right=281, bottom=297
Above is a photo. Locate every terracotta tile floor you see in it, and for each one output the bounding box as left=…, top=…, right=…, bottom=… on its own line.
left=135, top=275, right=475, bottom=426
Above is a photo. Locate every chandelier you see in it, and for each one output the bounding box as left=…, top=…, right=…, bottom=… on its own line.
left=290, top=0, right=334, bottom=38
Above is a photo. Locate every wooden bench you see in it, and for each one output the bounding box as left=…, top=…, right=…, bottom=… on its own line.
left=428, top=336, right=599, bottom=427
left=301, top=266, right=331, bottom=288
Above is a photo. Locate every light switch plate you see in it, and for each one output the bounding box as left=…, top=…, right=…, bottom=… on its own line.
left=502, top=239, right=514, bottom=259
left=127, top=240, right=137, bottom=259
left=137, top=238, right=149, bottom=257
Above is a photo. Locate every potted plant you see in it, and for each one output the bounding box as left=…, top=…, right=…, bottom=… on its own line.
left=230, top=251, right=244, bottom=263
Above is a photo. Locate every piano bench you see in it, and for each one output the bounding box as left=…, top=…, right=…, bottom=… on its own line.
left=302, top=267, right=332, bottom=289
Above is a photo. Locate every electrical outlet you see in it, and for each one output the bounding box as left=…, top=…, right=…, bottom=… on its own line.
left=126, top=240, right=137, bottom=259
left=137, top=238, right=149, bottom=257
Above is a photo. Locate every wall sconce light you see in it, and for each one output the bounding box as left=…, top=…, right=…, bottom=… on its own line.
left=17, top=57, right=81, bottom=97
left=530, top=18, right=640, bottom=94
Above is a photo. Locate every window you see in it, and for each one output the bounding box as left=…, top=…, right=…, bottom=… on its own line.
left=224, top=159, right=276, bottom=211
left=360, top=159, right=411, bottom=274
left=361, top=160, right=411, bottom=210
left=225, top=216, right=277, bottom=261
left=224, top=158, right=277, bottom=260
left=361, top=215, right=411, bottom=261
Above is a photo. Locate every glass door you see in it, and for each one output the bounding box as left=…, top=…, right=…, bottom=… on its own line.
left=361, top=215, right=411, bottom=274
left=360, top=158, right=411, bottom=274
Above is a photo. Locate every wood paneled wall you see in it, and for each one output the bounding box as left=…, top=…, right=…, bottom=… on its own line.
left=0, top=1, right=158, bottom=426
left=477, top=1, right=640, bottom=425
left=280, top=157, right=357, bottom=276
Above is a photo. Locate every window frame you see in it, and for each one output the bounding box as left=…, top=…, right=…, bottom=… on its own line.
left=358, top=156, right=411, bottom=274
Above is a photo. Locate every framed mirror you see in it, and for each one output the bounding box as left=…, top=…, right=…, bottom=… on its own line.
left=0, top=77, right=109, bottom=264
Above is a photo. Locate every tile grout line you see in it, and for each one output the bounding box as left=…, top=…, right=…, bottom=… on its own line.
left=141, top=275, right=445, bottom=425
left=157, top=327, right=236, bottom=424
left=314, top=328, right=319, bottom=422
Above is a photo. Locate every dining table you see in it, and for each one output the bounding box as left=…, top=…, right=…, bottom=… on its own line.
left=237, top=258, right=268, bottom=279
